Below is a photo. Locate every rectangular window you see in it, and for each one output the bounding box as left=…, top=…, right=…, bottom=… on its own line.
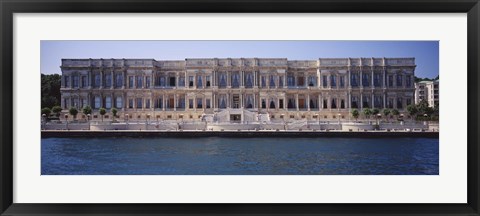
left=116, top=97, right=123, bottom=108
left=351, top=96, right=358, bottom=108
left=105, top=74, right=111, bottom=88
left=94, top=96, right=101, bottom=109
left=388, top=75, right=394, bottom=87
left=287, top=76, right=295, bottom=87
left=145, top=99, right=150, bottom=109
left=189, top=76, right=194, bottom=87
left=232, top=74, right=240, bottom=88
left=397, top=98, right=403, bottom=109
left=388, top=98, right=394, bottom=108
left=155, top=97, right=163, bottom=109
left=128, top=99, right=134, bottom=109
left=136, top=76, right=143, bottom=88
left=406, top=75, right=411, bottom=87
left=94, top=74, right=101, bottom=87
left=129, top=76, right=134, bottom=88
left=261, top=99, right=266, bottom=109
left=278, top=76, right=284, bottom=87
left=169, top=77, right=176, bottom=87
left=197, top=76, right=203, bottom=88
left=374, top=73, right=381, bottom=87
left=64, top=76, right=70, bottom=87
left=374, top=96, right=382, bottom=108
left=145, top=76, right=151, bottom=88
left=116, top=74, right=123, bottom=88
left=261, top=76, right=266, bottom=88
left=330, top=75, right=336, bottom=87
left=269, top=75, right=276, bottom=88
left=189, top=99, right=194, bottom=109
left=362, top=74, right=369, bottom=87
left=72, top=76, right=78, bottom=88
left=322, top=75, right=328, bottom=87
left=105, top=96, right=112, bottom=109
left=245, top=74, right=253, bottom=88
left=178, top=77, right=185, bottom=87
left=396, top=74, right=403, bottom=87
left=351, top=74, right=358, bottom=87
left=308, top=76, right=315, bottom=87
left=160, top=77, right=166, bottom=87
left=206, top=99, right=211, bottom=108
left=340, top=76, right=345, bottom=88
left=297, top=77, right=304, bottom=86
left=206, top=76, right=211, bottom=87
left=136, top=98, right=143, bottom=108
left=81, top=76, right=87, bottom=88
left=197, top=98, right=203, bottom=108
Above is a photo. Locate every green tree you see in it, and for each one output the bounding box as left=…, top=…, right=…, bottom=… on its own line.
left=41, top=74, right=62, bottom=109
left=41, top=107, right=51, bottom=117
left=99, top=108, right=106, bottom=122
left=417, top=100, right=429, bottom=115
left=52, top=106, right=62, bottom=117
left=351, top=109, right=359, bottom=122
left=111, top=108, right=118, bottom=122
left=383, top=108, right=391, bottom=122
left=392, top=109, right=400, bottom=121
left=372, top=108, right=380, bottom=116
left=82, top=105, right=92, bottom=115
left=363, top=108, right=372, bottom=120
left=406, top=104, right=418, bottom=120
left=69, top=107, right=78, bottom=120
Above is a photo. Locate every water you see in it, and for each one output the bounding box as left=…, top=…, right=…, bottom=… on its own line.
left=41, top=137, right=439, bottom=175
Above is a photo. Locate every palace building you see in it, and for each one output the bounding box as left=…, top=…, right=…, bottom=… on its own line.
left=60, top=57, right=416, bottom=122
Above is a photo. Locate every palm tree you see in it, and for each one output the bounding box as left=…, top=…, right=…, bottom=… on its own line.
left=99, top=107, right=106, bottom=122
left=383, top=108, right=391, bottom=122
left=351, top=109, right=359, bottom=122
left=69, top=107, right=78, bottom=120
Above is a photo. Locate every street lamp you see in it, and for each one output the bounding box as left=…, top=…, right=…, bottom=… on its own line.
left=179, top=114, right=184, bottom=130
left=146, top=114, right=150, bottom=125
left=125, top=114, right=129, bottom=126
left=42, top=114, right=46, bottom=130
left=64, top=114, right=68, bottom=130
left=281, top=114, right=286, bottom=131
left=376, top=113, right=381, bottom=126
left=313, top=114, right=319, bottom=130
left=87, top=114, right=91, bottom=131
left=337, top=113, right=341, bottom=125
left=400, top=114, right=404, bottom=125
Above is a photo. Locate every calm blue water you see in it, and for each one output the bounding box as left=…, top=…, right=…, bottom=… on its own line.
left=41, top=137, right=439, bottom=175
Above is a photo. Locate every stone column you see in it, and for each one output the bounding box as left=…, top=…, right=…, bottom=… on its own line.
left=295, top=94, right=299, bottom=111
left=360, top=93, right=363, bottom=110
left=162, top=94, right=165, bottom=111
left=319, top=95, right=322, bottom=111
left=111, top=71, right=114, bottom=89
left=307, top=94, right=310, bottom=111
left=174, top=94, right=177, bottom=111
left=371, top=94, right=375, bottom=109
left=99, top=70, right=103, bottom=89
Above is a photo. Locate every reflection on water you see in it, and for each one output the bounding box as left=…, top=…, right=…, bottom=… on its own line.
left=41, top=137, right=439, bottom=175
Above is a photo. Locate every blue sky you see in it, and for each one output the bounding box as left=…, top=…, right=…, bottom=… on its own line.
left=41, top=41, right=439, bottom=78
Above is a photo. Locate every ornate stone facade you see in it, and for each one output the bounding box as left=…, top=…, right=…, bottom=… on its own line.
left=60, top=57, right=416, bottom=122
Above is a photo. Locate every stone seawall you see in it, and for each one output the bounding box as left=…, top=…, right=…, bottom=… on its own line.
left=42, top=131, right=439, bottom=138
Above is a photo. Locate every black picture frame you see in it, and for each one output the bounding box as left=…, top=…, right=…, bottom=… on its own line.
left=1, top=0, right=479, bottom=215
